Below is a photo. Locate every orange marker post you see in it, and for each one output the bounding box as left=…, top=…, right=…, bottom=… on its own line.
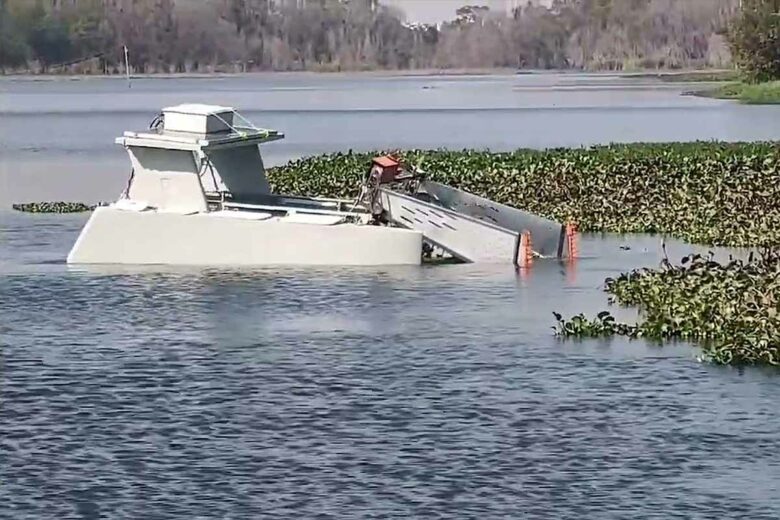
left=565, top=222, right=579, bottom=260
left=519, top=230, right=534, bottom=268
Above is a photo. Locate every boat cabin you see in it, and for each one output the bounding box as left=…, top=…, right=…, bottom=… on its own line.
left=116, top=104, right=358, bottom=222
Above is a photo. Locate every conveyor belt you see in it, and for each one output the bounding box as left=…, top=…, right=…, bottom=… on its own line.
left=379, top=181, right=568, bottom=264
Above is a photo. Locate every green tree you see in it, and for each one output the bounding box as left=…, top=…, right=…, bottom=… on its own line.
left=28, top=15, right=72, bottom=69
left=728, top=0, right=780, bottom=82
left=63, top=0, right=111, bottom=64
left=0, top=0, right=30, bottom=69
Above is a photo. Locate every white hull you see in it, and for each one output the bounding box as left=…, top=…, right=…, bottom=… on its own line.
left=67, top=207, right=423, bottom=266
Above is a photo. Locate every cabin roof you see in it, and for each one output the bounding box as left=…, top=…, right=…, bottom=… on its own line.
left=117, top=105, right=284, bottom=151
left=162, top=104, right=234, bottom=116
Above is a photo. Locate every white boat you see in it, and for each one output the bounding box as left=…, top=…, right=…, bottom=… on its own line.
left=67, top=104, right=575, bottom=267
left=67, top=104, right=423, bottom=266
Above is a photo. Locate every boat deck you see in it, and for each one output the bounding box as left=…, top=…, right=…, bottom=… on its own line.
left=117, top=127, right=285, bottom=152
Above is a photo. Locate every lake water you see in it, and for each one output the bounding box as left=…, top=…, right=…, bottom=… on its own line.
left=2, top=72, right=780, bottom=205
left=1, top=73, right=780, bottom=518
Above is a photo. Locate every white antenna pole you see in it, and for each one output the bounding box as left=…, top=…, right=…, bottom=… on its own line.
left=123, top=45, right=131, bottom=88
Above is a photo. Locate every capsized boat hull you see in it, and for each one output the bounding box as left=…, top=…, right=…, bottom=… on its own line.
left=67, top=207, right=423, bottom=266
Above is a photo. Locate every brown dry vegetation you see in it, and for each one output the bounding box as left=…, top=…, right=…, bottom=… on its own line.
left=0, top=0, right=739, bottom=74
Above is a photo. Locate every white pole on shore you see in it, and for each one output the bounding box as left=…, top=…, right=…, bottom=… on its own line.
left=123, top=45, right=131, bottom=88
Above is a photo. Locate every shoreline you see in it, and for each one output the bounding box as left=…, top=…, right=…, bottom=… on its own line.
left=0, top=68, right=520, bottom=81
left=0, top=67, right=737, bottom=82
left=688, top=80, right=780, bottom=105
left=627, top=69, right=737, bottom=83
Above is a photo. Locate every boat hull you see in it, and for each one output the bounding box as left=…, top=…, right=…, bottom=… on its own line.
left=67, top=207, right=423, bottom=266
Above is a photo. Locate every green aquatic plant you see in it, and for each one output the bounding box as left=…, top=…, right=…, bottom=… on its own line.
left=553, top=311, right=639, bottom=337
left=555, top=250, right=780, bottom=367
left=268, top=142, right=780, bottom=248
left=12, top=202, right=95, bottom=213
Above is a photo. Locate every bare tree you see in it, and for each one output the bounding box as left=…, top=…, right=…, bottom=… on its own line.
left=0, top=0, right=741, bottom=73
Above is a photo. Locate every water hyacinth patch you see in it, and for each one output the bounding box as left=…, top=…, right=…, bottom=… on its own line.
left=12, top=202, right=95, bottom=214
left=552, top=311, right=640, bottom=337
left=268, top=142, right=780, bottom=248
left=555, top=250, right=780, bottom=367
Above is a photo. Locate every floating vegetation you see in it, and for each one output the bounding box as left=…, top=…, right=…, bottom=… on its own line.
left=552, top=311, right=639, bottom=337
left=12, top=202, right=95, bottom=213
left=555, top=251, right=780, bottom=367
left=268, top=142, right=780, bottom=248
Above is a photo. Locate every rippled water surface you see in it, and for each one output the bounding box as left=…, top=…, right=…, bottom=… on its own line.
left=2, top=74, right=780, bottom=518
left=2, top=212, right=779, bottom=519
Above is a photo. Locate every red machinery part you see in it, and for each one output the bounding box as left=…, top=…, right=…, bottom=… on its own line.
left=372, top=155, right=401, bottom=183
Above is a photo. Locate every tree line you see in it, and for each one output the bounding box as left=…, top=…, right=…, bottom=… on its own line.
left=0, top=0, right=745, bottom=74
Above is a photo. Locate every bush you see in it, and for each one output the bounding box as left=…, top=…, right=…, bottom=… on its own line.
left=0, top=3, right=29, bottom=68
